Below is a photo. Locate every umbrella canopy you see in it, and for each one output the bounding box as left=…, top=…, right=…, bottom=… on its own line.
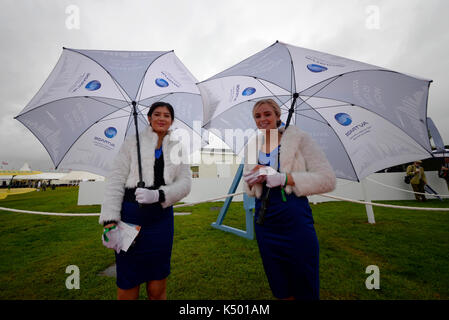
left=198, top=41, right=433, bottom=181
left=15, top=48, right=204, bottom=176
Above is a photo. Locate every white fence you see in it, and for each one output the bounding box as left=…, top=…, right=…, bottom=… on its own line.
left=78, top=171, right=449, bottom=206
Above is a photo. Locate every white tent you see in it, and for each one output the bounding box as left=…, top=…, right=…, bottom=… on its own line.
left=59, top=171, right=105, bottom=182
left=10, top=172, right=67, bottom=180
left=19, top=162, right=32, bottom=171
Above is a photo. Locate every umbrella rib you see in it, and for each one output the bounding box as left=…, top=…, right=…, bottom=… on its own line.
left=284, top=44, right=297, bottom=94
left=282, top=111, right=329, bottom=126
left=123, top=112, right=148, bottom=141
left=86, top=97, right=132, bottom=112
left=255, top=78, right=292, bottom=107
left=295, top=103, right=352, bottom=112
left=295, top=76, right=342, bottom=110
left=124, top=113, right=135, bottom=139
left=138, top=93, right=174, bottom=106
left=137, top=71, right=146, bottom=105
left=287, top=75, right=342, bottom=127
left=96, top=115, right=135, bottom=123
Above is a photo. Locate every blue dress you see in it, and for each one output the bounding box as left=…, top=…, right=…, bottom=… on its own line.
left=115, top=147, right=174, bottom=290
left=255, top=148, right=320, bottom=300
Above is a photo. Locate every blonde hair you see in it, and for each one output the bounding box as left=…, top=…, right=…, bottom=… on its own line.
left=252, top=99, right=282, bottom=127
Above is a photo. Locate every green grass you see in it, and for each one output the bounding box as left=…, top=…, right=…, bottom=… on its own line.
left=0, top=187, right=448, bottom=299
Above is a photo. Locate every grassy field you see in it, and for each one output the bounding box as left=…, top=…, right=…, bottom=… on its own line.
left=0, top=187, right=448, bottom=300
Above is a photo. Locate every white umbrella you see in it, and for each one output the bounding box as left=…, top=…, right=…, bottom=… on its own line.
left=15, top=48, right=204, bottom=180
left=198, top=41, right=433, bottom=182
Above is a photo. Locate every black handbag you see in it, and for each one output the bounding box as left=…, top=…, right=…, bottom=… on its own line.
left=404, top=175, right=412, bottom=184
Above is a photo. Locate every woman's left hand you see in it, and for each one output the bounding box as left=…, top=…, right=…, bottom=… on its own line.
left=135, top=188, right=159, bottom=204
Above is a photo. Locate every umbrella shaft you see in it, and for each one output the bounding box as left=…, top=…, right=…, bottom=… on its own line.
left=285, top=93, right=299, bottom=129
left=132, top=101, right=145, bottom=188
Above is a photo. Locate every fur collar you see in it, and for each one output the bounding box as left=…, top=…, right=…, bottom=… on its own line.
left=245, top=125, right=306, bottom=169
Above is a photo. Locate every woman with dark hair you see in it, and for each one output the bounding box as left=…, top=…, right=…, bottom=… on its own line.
left=242, top=99, right=336, bottom=300
left=100, top=101, right=191, bottom=300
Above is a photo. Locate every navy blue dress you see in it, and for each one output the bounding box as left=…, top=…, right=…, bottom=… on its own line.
left=115, top=147, right=174, bottom=290
left=255, top=148, right=320, bottom=300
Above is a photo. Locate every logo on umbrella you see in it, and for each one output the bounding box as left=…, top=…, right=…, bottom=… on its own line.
left=307, top=64, right=328, bottom=73
left=104, top=127, right=117, bottom=139
left=242, top=87, right=256, bottom=96
left=335, top=113, right=352, bottom=126
left=155, top=78, right=169, bottom=87
left=85, top=80, right=101, bottom=91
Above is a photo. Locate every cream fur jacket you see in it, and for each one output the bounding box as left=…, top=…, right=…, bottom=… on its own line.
left=99, top=126, right=192, bottom=225
left=243, top=126, right=336, bottom=198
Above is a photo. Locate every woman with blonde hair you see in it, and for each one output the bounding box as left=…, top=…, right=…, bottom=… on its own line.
left=243, top=98, right=336, bottom=300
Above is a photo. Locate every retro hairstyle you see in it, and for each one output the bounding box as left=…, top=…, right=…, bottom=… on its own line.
left=252, top=99, right=282, bottom=127
left=147, top=101, right=175, bottom=121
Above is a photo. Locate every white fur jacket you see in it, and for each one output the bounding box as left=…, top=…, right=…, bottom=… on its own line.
left=99, top=126, right=192, bottom=225
left=243, top=126, right=336, bottom=198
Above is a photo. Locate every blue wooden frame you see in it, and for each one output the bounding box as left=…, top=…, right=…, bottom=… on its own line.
left=210, top=162, right=255, bottom=240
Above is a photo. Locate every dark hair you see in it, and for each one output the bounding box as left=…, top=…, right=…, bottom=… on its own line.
left=147, top=101, right=175, bottom=121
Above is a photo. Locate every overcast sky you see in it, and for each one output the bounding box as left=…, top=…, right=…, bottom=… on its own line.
left=1, top=0, right=448, bottom=171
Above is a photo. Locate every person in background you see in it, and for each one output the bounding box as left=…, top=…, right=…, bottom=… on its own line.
left=406, top=160, right=427, bottom=201
left=438, top=157, right=449, bottom=191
